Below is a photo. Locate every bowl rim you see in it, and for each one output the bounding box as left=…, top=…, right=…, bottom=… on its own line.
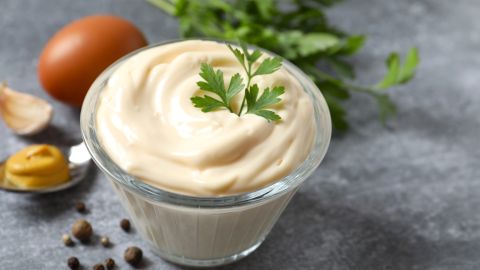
left=80, top=38, right=332, bottom=208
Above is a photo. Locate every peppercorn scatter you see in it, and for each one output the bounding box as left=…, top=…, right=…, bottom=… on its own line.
left=105, top=258, right=115, bottom=270
left=63, top=217, right=145, bottom=268
left=67, top=257, right=80, bottom=269
left=72, top=219, right=93, bottom=242
left=120, top=218, right=131, bottom=232
left=124, top=246, right=143, bottom=266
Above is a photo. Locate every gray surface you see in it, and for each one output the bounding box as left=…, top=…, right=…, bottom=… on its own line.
left=1, top=0, right=479, bottom=269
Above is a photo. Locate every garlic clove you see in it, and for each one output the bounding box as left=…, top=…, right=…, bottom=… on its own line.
left=0, top=82, right=53, bottom=135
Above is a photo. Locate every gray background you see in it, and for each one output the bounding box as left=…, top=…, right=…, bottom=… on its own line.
left=1, top=0, right=479, bottom=269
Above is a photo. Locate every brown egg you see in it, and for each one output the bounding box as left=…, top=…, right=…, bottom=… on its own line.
left=38, top=15, right=147, bottom=107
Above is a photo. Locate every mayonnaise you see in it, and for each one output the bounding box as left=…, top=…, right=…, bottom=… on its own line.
left=96, top=40, right=315, bottom=196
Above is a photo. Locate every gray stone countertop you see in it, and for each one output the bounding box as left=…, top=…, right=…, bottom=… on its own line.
left=1, top=0, right=479, bottom=269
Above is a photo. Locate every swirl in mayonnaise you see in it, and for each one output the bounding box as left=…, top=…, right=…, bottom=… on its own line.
left=96, top=40, right=316, bottom=196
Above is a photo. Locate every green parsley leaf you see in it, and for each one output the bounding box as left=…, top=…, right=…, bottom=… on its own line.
left=192, top=43, right=285, bottom=121
left=197, top=63, right=228, bottom=103
left=246, top=84, right=284, bottom=121
left=398, top=47, right=420, bottom=83
left=253, top=110, right=281, bottom=122
left=191, top=95, right=225, bottom=112
left=253, top=0, right=274, bottom=19
left=336, top=35, right=366, bottom=55
left=375, top=48, right=420, bottom=90
left=245, top=83, right=259, bottom=107
left=375, top=52, right=401, bottom=90
left=298, top=33, right=340, bottom=57
left=226, top=73, right=245, bottom=100
left=227, top=44, right=246, bottom=68
left=253, top=57, right=283, bottom=76
left=238, top=41, right=264, bottom=64
left=248, top=50, right=263, bottom=63
left=150, top=0, right=420, bottom=130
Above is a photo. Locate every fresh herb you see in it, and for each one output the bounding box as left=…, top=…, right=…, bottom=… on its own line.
left=148, top=0, right=420, bottom=130
left=191, top=43, right=284, bottom=121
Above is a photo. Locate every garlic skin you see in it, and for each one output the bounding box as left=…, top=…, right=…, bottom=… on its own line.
left=0, top=82, right=53, bottom=135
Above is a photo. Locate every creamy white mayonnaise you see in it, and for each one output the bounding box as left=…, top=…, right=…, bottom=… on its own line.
left=96, top=40, right=315, bottom=196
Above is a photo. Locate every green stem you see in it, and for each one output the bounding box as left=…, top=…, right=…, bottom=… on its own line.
left=147, top=0, right=176, bottom=15
left=302, top=63, right=380, bottom=96
left=238, top=63, right=253, bottom=116
left=238, top=77, right=250, bottom=115
left=343, top=82, right=377, bottom=95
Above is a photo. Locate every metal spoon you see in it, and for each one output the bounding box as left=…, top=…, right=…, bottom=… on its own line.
left=0, top=142, right=91, bottom=193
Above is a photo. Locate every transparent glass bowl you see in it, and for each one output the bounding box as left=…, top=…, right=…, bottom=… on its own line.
left=80, top=40, right=331, bottom=267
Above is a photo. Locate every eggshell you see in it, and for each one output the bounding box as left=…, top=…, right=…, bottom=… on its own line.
left=38, top=15, right=147, bottom=107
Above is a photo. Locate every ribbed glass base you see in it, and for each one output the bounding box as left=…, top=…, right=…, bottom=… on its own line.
left=151, top=238, right=264, bottom=267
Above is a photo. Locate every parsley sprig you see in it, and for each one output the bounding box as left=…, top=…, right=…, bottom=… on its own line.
left=149, top=0, right=420, bottom=131
left=191, top=43, right=284, bottom=121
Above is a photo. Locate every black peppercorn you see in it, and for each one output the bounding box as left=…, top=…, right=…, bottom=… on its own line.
left=105, top=258, right=115, bottom=270
left=100, top=235, right=110, bottom=247
left=62, top=234, right=74, bottom=247
left=93, top=263, right=105, bottom=270
left=67, top=257, right=80, bottom=269
left=124, top=246, right=143, bottom=266
left=120, top=218, right=131, bottom=232
left=75, top=201, right=86, bottom=213
left=72, top=219, right=93, bottom=242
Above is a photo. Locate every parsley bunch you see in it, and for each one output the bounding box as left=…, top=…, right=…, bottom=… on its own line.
left=191, top=43, right=285, bottom=121
left=149, top=0, right=420, bottom=130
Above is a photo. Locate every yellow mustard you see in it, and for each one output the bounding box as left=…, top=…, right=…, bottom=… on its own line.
left=5, top=144, right=69, bottom=188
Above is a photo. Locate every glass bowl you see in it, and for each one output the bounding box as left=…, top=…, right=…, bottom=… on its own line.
left=80, top=39, right=331, bottom=267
